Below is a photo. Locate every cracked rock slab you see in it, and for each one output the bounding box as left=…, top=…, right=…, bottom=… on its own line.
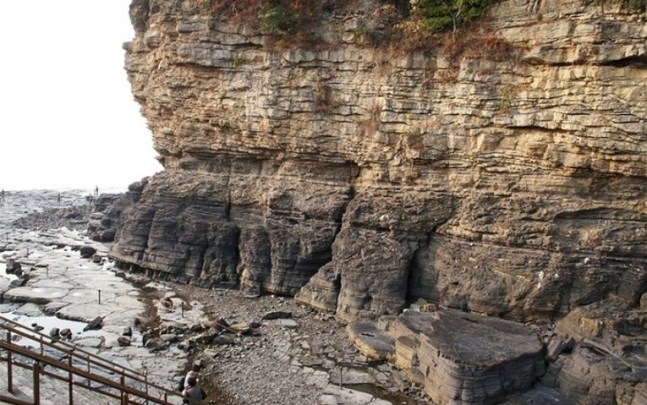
left=348, top=310, right=547, bottom=405
left=346, top=322, right=395, bottom=361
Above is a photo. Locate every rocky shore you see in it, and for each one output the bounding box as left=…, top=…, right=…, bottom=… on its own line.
left=1, top=189, right=589, bottom=405
left=169, top=285, right=419, bottom=405
left=0, top=190, right=189, bottom=390
left=1, top=190, right=430, bottom=405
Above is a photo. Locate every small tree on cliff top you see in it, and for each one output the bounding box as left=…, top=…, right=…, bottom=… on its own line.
left=258, top=0, right=320, bottom=37
left=415, top=0, right=493, bottom=34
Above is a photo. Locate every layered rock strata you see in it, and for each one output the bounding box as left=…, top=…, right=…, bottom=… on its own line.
left=111, top=165, right=351, bottom=289
left=348, top=310, right=546, bottom=405
left=114, top=0, right=647, bottom=402
left=545, top=301, right=647, bottom=405
left=88, top=179, right=147, bottom=242
left=117, top=0, right=647, bottom=321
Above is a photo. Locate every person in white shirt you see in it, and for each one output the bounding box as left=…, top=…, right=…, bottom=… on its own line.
left=182, top=364, right=201, bottom=390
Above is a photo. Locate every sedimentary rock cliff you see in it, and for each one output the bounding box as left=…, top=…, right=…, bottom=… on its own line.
left=115, top=0, right=646, bottom=322
left=113, top=0, right=647, bottom=402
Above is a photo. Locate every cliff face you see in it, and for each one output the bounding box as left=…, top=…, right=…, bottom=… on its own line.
left=114, top=0, right=647, bottom=325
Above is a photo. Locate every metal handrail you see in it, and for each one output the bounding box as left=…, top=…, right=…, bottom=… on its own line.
left=1, top=352, right=145, bottom=402
left=0, top=317, right=182, bottom=404
left=0, top=340, right=177, bottom=404
left=0, top=316, right=148, bottom=380
left=0, top=394, right=31, bottom=405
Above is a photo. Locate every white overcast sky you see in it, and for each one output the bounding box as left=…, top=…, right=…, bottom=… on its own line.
left=0, top=0, right=162, bottom=191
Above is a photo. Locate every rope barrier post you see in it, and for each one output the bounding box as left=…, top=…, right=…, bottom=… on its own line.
left=7, top=331, right=12, bottom=394
left=181, top=302, right=184, bottom=318
left=98, top=289, right=101, bottom=304
left=33, top=361, right=40, bottom=403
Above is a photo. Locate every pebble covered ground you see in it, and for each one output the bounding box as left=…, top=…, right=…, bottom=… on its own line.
left=135, top=280, right=428, bottom=405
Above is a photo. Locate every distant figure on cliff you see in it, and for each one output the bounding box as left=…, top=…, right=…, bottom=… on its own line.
left=57, top=193, right=61, bottom=203
left=94, top=186, right=99, bottom=198
left=1, top=189, right=4, bottom=203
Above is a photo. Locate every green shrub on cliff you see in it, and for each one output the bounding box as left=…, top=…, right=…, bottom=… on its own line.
left=200, top=1, right=499, bottom=42
left=258, top=2, right=300, bottom=36
left=414, top=0, right=495, bottom=34
left=256, top=0, right=321, bottom=44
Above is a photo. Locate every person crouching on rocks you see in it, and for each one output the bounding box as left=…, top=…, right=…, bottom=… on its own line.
left=185, top=364, right=201, bottom=388
left=178, top=363, right=201, bottom=391
left=182, top=377, right=207, bottom=404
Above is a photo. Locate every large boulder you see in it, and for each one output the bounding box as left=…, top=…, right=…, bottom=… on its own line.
left=548, top=303, right=647, bottom=405
left=350, top=310, right=546, bottom=405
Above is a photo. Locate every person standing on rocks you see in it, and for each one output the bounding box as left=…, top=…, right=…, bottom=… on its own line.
left=1, top=189, right=4, bottom=203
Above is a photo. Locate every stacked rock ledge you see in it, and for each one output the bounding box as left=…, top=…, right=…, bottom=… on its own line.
left=349, top=310, right=546, bottom=405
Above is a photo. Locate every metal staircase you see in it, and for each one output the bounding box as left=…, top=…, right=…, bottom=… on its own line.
left=0, top=317, right=182, bottom=405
